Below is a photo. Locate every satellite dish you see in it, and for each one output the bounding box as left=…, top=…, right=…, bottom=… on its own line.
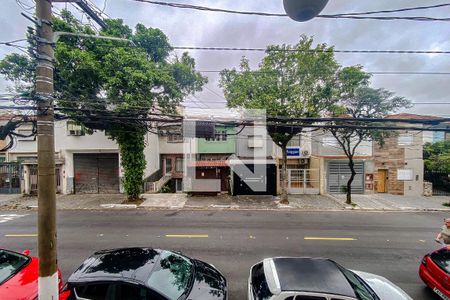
left=283, top=0, right=329, bottom=22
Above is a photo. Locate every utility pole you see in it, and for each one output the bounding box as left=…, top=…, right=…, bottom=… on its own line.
left=35, top=0, right=58, bottom=299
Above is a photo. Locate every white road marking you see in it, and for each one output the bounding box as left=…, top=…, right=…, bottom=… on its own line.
left=0, top=214, right=27, bottom=224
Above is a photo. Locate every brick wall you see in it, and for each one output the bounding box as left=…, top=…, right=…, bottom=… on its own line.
left=373, top=137, right=406, bottom=195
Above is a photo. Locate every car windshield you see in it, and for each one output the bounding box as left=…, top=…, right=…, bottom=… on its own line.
left=0, top=250, right=29, bottom=285
left=338, top=267, right=378, bottom=300
left=147, top=251, right=193, bottom=299
left=430, top=248, right=450, bottom=274
left=251, top=262, right=273, bottom=300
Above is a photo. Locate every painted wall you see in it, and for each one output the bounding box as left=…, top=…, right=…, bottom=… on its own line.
left=197, top=126, right=236, bottom=154
left=311, top=131, right=373, bottom=157
left=235, top=126, right=274, bottom=158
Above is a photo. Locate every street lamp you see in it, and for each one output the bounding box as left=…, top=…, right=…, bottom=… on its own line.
left=283, top=0, right=329, bottom=22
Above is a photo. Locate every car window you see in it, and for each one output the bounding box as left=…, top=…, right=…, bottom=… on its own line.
left=251, top=262, right=273, bottom=300
left=75, top=283, right=115, bottom=300
left=118, top=283, right=166, bottom=300
left=431, top=248, right=450, bottom=274
left=338, top=268, right=377, bottom=300
left=0, top=249, right=29, bottom=284
left=147, top=251, right=193, bottom=300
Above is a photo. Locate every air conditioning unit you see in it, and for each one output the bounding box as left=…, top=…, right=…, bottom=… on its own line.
left=302, top=150, right=310, bottom=157
left=69, top=130, right=83, bottom=136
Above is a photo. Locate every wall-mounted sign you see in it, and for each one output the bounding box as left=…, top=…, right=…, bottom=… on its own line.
left=287, top=147, right=301, bottom=158
left=397, top=169, right=413, bottom=181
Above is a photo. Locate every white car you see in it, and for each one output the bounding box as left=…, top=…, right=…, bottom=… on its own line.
left=248, top=257, right=412, bottom=300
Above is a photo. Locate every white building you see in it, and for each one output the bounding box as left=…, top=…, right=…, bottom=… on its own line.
left=5, top=119, right=159, bottom=195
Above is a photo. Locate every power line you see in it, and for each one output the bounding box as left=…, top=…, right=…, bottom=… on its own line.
left=130, top=0, right=450, bottom=22
left=197, top=70, right=450, bottom=76
left=172, top=46, right=450, bottom=55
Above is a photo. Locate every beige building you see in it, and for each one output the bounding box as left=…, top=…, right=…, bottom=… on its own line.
left=373, top=113, right=432, bottom=196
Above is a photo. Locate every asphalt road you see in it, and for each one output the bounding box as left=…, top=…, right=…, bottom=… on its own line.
left=0, top=209, right=447, bottom=300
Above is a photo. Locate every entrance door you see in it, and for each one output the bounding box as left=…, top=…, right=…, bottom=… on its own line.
left=377, top=170, right=388, bottom=193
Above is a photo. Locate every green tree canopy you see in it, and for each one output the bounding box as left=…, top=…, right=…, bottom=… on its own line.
left=424, top=140, right=450, bottom=173
left=220, top=35, right=341, bottom=203
left=0, top=10, right=207, bottom=200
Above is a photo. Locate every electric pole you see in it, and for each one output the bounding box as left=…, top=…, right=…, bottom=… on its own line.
left=35, top=0, right=58, bottom=299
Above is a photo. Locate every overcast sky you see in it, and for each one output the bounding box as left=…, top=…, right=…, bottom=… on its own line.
left=2, top=0, right=450, bottom=117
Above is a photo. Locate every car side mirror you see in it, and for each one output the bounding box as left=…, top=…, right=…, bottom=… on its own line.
left=22, top=249, right=30, bottom=256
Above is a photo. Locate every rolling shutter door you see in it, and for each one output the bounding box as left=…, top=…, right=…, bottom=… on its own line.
left=327, top=161, right=364, bottom=194
left=74, top=154, right=119, bottom=194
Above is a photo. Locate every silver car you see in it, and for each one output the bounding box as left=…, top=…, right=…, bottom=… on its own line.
left=248, top=257, right=412, bottom=300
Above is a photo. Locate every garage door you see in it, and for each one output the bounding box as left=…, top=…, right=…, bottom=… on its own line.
left=327, top=161, right=364, bottom=194
left=74, top=154, right=119, bottom=194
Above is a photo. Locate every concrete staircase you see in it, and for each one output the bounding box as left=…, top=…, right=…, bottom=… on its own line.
left=143, top=174, right=172, bottom=193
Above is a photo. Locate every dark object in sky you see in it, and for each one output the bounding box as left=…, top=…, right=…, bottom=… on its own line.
left=283, top=0, right=329, bottom=22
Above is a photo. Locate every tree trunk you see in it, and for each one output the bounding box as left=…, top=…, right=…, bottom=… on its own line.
left=280, top=145, right=289, bottom=205
left=346, top=157, right=356, bottom=205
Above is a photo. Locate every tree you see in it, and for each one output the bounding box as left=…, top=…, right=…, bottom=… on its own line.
left=424, top=140, right=450, bottom=173
left=220, top=35, right=340, bottom=204
left=327, top=72, right=411, bottom=204
left=0, top=10, right=207, bottom=200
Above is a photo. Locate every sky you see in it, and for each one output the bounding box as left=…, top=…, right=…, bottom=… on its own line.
left=1, top=0, right=450, bottom=117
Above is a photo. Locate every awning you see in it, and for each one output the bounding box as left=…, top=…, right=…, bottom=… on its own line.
left=189, top=160, right=229, bottom=168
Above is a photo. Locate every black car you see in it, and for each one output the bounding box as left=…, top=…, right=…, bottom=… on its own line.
left=62, top=247, right=227, bottom=300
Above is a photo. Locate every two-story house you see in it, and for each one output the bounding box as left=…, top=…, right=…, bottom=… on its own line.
left=373, top=113, right=432, bottom=196
left=5, top=119, right=160, bottom=195
left=310, top=130, right=374, bottom=195
left=231, top=125, right=277, bottom=196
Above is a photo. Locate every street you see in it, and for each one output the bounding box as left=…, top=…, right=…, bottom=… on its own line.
left=0, top=209, right=445, bottom=300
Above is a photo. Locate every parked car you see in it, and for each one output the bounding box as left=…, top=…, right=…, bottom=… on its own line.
left=0, top=248, right=63, bottom=300
left=419, top=246, right=450, bottom=300
left=248, top=257, right=412, bottom=300
left=60, top=247, right=227, bottom=300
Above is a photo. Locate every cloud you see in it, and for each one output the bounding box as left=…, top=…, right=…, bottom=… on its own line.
left=1, top=0, right=449, bottom=116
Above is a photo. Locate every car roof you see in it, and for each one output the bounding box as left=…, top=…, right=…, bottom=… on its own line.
left=68, top=248, right=162, bottom=286
left=268, top=257, right=356, bottom=298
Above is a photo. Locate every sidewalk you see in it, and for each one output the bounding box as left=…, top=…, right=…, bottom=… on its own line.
left=0, top=192, right=449, bottom=211
left=330, top=193, right=450, bottom=211
left=0, top=194, right=127, bottom=210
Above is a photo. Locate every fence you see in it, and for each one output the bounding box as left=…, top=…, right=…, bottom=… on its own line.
left=424, top=170, right=450, bottom=196
left=0, top=162, right=22, bottom=194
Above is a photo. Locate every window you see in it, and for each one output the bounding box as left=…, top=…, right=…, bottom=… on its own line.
left=205, top=130, right=227, bottom=141
left=118, top=284, right=165, bottom=300
left=248, top=135, right=264, bottom=148
left=339, top=267, right=376, bottom=300
left=67, top=121, right=85, bottom=136
left=167, top=134, right=183, bottom=143
left=165, top=158, right=172, bottom=174
left=398, top=133, right=413, bottom=146
left=0, top=250, right=29, bottom=285
left=322, top=136, right=338, bottom=147
left=175, top=158, right=183, bottom=172
left=74, top=283, right=114, bottom=300
left=430, top=248, right=450, bottom=274
left=251, top=262, right=273, bottom=300
left=147, top=251, right=193, bottom=300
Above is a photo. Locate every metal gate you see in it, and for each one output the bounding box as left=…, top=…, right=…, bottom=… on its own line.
left=288, top=169, right=320, bottom=194
left=0, top=163, right=22, bottom=194
left=29, top=165, right=61, bottom=194
left=74, top=153, right=119, bottom=194
left=424, top=171, right=450, bottom=196
left=327, top=161, right=364, bottom=194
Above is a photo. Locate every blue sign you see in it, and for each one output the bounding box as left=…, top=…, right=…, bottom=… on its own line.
left=286, top=147, right=301, bottom=157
